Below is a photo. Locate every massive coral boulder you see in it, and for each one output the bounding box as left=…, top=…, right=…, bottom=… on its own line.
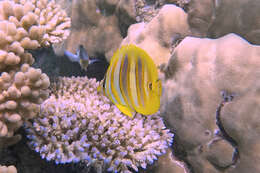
left=187, top=0, right=260, bottom=44
left=55, top=0, right=136, bottom=60
left=121, top=4, right=191, bottom=66
left=161, top=33, right=260, bottom=173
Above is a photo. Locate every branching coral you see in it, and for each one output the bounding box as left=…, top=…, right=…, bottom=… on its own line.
left=25, top=76, right=174, bottom=173
left=0, top=0, right=70, bottom=147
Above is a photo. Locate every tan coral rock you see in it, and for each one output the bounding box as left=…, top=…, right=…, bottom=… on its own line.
left=122, top=4, right=190, bottom=66
left=0, top=165, right=17, bottom=173
left=58, top=0, right=123, bottom=59
left=116, top=0, right=136, bottom=35
left=161, top=33, right=260, bottom=173
left=20, top=86, right=31, bottom=96
left=5, top=53, right=20, bottom=65
left=151, top=149, right=188, bottom=173
left=20, top=37, right=40, bottom=49
left=0, top=122, right=8, bottom=137
left=13, top=4, right=24, bottom=20
left=205, top=139, right=234, bottom=168
left=0, top=65, right=50, bottom=146
left=9, top=41, right=24, bottom=55
left=21, top=12, right=38, bottom=29
left=187, top=0, right=260, bottom=44
left=55, top=0, right=136, bottom=59
left=6, top=113, right=22, bottom=123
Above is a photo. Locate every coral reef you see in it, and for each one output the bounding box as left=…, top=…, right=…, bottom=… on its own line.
left=121, top=4, right=191, bottom=66
left=150, top=149, right=187, bottom=173
left=54, top=0, right=136, bottom=60
left=0, top=0, right=70, bottom=147
left=0, top=165, right=17, bottom=173
left=25, top=76, right=174, bottom=173
left=186, top=0, right=260, bottom=44
left=135, top=0, right=190, bottom=23
left=161, top=33, right=260, bottom=173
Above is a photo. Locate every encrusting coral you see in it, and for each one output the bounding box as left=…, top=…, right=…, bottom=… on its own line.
left=121, top=4, right=190, bottom=66
left=0, top=0, right=70, bottom=147
left=0, top=165, right=17, bottom=173
left=25, top=76, right=174, bottom=173
left=161, top=33, right=260, bottom=173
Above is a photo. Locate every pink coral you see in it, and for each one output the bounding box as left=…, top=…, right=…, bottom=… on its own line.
left=25, top=76, right=174, bottom=172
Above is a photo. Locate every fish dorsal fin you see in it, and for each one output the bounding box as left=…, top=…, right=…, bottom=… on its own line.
left=115, top=104, right=135, bottom=118
left=89, top=58, right=101, bottom=65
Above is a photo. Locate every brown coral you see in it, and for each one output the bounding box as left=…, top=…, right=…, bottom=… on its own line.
left=161, top=33, right=260, bottom=173
left=121, top=4, right=191, bottom=66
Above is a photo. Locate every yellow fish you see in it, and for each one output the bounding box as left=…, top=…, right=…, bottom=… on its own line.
left=99, top=44, right=162, bottom=117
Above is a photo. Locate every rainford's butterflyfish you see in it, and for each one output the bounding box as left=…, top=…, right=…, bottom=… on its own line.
left=99, top=44, right=162, bottom=117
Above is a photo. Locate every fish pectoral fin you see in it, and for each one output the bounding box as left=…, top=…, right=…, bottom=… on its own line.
left=116, top=104, right=135, bottom=118
left=97, top=80, right=105, bottom=93
left=89, top=58, right=101, bottom=65
left=97, top=85, right=103, bottom=93
left=64, top=50, right=79, bottom=62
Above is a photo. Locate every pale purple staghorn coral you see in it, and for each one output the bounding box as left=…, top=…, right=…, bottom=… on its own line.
left=25, top=76, right=173, bottom=173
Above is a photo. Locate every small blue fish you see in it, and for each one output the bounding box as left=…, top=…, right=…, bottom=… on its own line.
left=64, top=45, right=100, bottom=71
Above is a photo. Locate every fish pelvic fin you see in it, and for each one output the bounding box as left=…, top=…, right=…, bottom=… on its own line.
left=97, top=84, right=103, bottom=93
left=115, top=104, right=135, bottom=118
left=97, top=79, right=106, bottom=94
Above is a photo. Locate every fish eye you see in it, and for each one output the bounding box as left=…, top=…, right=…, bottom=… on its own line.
left=148, top=82, right=152, bottom=90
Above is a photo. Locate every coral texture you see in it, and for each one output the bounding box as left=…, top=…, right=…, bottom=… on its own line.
left=54, top=0, right=136, bottom=60
left=121, top=4, right=191, bottom=66
left=161, top=33, right=260, bottom=173
left=0, top=165, right=17, bottom=173
left=134, top=0, right=189, bottom=23
left=0, top=0, right=70, bottom=147
left=187, top=0, right=260, bottom=44
left=151, top=149, right=187, bottom=173
left=25, top=76, right=173, bottom=173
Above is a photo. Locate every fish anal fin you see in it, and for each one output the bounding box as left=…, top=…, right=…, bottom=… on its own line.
left=116, top=104, right=135, bottom=118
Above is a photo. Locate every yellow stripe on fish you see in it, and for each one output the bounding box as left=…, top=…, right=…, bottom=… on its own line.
left=101, top=44, right=162, bottom=117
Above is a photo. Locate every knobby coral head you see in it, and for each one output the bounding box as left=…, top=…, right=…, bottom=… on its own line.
left=25, top=76, right=174, bottom=173
left=0, top=0, right=71, bottom=147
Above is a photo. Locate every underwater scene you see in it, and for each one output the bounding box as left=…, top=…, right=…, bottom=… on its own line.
left=0, top=0, right=259, bottom=173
